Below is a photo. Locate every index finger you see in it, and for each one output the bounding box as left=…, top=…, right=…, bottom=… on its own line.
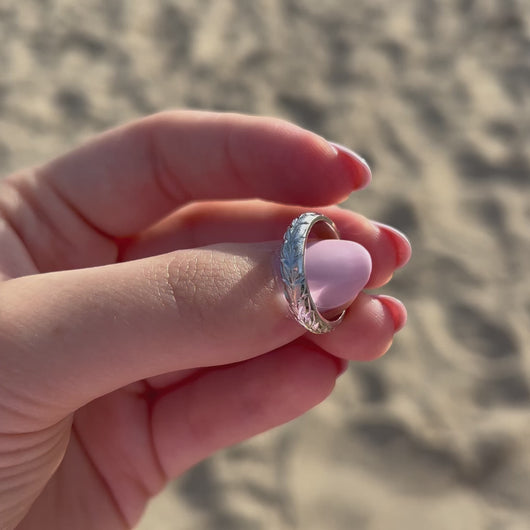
left=36, top=111, right=371, bottom=237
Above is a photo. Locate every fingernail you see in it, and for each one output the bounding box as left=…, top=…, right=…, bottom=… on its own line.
left=329, top=142, right=372, bottom=190
left=377, top=295, right=407, bottom=332
left=305, top=239, right=372, bottom=313
left=372, top=221, right=412, bottom=269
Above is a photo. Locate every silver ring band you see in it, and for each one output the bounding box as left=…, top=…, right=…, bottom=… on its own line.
left=280, top=212, right=345, bottom=334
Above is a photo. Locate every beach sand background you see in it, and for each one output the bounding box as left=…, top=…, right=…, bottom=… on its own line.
left=1, top=1, right=529, bottom=528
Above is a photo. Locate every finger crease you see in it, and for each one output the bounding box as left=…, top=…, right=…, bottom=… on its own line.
left=141, top=380, right=170, bottom=485
left=0, top=207, right=39, bottom=273
left=224, top=125, right=252, bottom=197
left=147, top=126, right=193, bottom=206
left=71, top=421, right=130, bottom=530
left=42, top=174, right=117, bottom=243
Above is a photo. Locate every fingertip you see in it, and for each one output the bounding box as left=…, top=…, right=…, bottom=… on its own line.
left=329, top=142, right=372, bottom=190
left=376, top=295, right=407, bottom=332
left=372, top=221, right=412, bottom=269
left=308, top=293, right=395, bottom=362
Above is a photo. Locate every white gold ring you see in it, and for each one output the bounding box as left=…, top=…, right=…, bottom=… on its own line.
left=280, top=212, right=345, bottom=334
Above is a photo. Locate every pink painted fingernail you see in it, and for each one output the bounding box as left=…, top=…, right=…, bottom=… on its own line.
left=377, top=295, right=407, bottom=332
left=372, top=221, right=412, bottom=269
left=329, top=142, right=372, bottom=190
left=305, top=239, right=372, bottom=313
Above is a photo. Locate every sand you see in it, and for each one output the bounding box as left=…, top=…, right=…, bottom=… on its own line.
left=1, top=0, right=529, bottom=528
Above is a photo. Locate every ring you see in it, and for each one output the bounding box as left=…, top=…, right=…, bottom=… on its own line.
left=280, top=212, right=345, bottom=334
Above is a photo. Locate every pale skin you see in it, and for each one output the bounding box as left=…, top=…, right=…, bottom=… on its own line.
left=0, top=111, right=411, bottom=529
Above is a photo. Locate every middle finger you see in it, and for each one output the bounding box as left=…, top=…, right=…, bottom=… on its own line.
left=119, top=200, right=411, bottom=289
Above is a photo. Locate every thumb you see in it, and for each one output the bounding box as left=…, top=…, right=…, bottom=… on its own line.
left=0, top=241, right=300, bottom=428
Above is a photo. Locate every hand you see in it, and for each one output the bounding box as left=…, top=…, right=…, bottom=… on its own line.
left=0, top=111, right=410, bottom=529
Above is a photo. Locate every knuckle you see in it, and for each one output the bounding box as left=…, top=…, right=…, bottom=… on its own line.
left=151, top=245, right=276, bottom=349
left=162, top=249, right=251, bottom=324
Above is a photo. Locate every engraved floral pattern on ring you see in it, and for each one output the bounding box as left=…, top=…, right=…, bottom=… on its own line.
left=280, top=212, right=345, bottom=334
